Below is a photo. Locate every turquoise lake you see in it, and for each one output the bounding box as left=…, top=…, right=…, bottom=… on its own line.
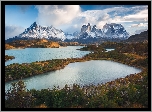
left=5, top=46, right=90, bottom=66
left=5, top=46, right=141, bottom=91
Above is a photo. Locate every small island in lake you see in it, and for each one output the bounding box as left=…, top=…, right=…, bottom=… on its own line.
left=5, top=55, right=15, bottom=62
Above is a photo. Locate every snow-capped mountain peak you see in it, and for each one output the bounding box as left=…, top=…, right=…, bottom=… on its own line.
left=6, top=22, right=130, bottom=44
left=18, top=22, right=66, bottom=41
left=102, top=23, right=129, bottom=39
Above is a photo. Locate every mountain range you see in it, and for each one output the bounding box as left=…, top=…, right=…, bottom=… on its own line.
left=65, top=23, right=130, bottom=43
left=6, top=22, right=130, bottom=44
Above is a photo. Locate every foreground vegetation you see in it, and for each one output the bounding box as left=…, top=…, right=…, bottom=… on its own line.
left=5, top=68, right=148, bottom=108
left=5, top=41, right=148, bottom=108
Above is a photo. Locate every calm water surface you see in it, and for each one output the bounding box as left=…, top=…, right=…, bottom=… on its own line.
left=5, top=60, right=141, bottom=91
left=5, top=46, right=90, bottom=66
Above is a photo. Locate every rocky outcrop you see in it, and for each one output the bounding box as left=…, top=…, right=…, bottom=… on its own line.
left=5, top=44, right=15, bottom=50
left=49, top=42, right=60, bottom=48
left=87, top=23, right=91, bottom=32
left=5, top=55, right=15, bottom=61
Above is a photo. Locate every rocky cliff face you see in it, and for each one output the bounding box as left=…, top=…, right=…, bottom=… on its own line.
left=79, top=23, right=129, bottom=39
left=102, top=23, right=129, bottom=39
left=81, top=23, right=91, bottom=33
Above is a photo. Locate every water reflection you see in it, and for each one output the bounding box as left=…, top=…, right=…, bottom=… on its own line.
left=5, top=60, right=141, bottom=91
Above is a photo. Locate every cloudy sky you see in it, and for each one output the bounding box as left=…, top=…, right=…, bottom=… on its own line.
left=5, top=5, right=148, bottom=40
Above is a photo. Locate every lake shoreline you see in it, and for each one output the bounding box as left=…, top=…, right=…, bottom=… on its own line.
left=5, top=55, right=143, bottom=83
left=5, top=44, right=147, bottom=92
